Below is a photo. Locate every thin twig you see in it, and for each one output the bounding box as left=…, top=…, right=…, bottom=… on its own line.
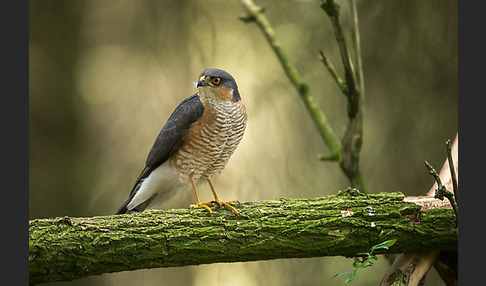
left=240, top=0, right=341, bottom=160
left=424, top=161, right=442, bottom=186
left=321, top=0, right=359, bottom=116
left=317, top=153, right=341, bottom=161
left=424, top=161, right=458, bottom=224
left=349, top=0, right=365, bottom=99
left=241, top=0, right=367, bottom=191
left=318, top=50, right=347, bottom=93
left=445, top=139, right=458, bottom=204
left=320, top=0, right=365, bottom=192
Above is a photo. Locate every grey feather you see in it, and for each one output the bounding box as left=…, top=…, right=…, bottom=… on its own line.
left=116, top=94, right=204, bottom=214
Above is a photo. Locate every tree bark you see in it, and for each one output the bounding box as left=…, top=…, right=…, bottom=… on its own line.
left=29, top=190, right=456, bottom=285
left=380, top=134, right=458, bottom=286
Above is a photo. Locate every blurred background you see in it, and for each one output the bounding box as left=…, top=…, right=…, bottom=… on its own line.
left=29, top=0, right=457, bottom=285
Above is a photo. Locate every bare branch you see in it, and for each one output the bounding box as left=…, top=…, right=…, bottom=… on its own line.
left=240, top=0, right=342, bottom=161
left=445, top=139, right=458, bottom=204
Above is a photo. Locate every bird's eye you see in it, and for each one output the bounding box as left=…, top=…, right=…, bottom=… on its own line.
left=211, top=77, right=221, bottom=85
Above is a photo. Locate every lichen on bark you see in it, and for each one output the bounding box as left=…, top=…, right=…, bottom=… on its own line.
left=29, top=190, right=456, bottom=285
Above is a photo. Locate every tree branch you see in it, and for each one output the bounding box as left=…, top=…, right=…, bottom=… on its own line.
left=30, top=190, right=457, bottom=285
left=380, top=251, right=441, bottom=286
left=321, top=0, right=359, bottom=113
left=318, top=50, right=347, bottom=93
left=424, top=160, right=458, bottom=223
left=445, top=139, right=458, bottom=204
left=381, top=133, right=459, bottom=286
left=240, top=0, right=342, bottom=161
left=320, top=0, right=365, bottom=192
left=240, top=0, right=368, bottom=191
left=349, top=0, right=365, bottom=96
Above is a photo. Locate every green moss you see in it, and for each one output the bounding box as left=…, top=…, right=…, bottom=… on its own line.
left=29, top=192, right=456, bottom=285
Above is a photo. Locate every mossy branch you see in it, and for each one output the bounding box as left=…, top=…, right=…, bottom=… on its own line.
left=30, top=191, right=457, bottom=285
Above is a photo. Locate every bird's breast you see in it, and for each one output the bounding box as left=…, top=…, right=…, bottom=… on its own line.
left=171, top=98, right=247, bottom=182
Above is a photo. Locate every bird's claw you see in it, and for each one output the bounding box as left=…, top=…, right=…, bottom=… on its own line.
left=189, top=202, right=214, bottom=216
left=197, top=199, right=240, bottom=216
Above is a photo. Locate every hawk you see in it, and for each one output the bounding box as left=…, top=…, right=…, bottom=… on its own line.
left=116, top=69, right=247, bottom=216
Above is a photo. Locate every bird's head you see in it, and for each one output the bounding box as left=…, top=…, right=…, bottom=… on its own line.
left=196, top=69, right=241, bottom=102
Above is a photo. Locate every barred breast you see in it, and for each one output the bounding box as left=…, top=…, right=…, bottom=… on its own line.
left=171, top=98, right=247, bottom=183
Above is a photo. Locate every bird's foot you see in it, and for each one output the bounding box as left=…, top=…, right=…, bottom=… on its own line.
left=204, top=199, right=240, bottom=216
left=189, top=202, right=214, bottom=216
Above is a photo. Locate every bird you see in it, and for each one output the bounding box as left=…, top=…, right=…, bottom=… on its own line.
left=116, top=68, right=247, bottom=216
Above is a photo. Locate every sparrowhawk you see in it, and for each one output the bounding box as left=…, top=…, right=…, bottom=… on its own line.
left=116, top=69, right=247, bottom=216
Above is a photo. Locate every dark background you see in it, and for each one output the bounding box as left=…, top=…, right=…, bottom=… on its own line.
left=29, top=1, right=457, bottom=285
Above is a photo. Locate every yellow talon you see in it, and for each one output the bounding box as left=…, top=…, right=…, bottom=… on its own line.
left=188, top=174, right=240, bottom=216
left=205, top=178, right=239, bottom=216
left=203, top=199, right=240, bottom=216
left=189, top=202, right=214, bottom=216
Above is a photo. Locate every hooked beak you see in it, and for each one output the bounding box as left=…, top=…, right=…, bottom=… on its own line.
left=197, top=75, right=209, bottom=87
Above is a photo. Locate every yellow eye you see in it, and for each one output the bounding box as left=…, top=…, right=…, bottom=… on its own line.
left=211, top=77, right=221, bottom=85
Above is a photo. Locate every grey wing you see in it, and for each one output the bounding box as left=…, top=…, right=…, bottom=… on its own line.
left=145, top=94, right=205, bottom=169
left=116, top=94, right=204, bottom=214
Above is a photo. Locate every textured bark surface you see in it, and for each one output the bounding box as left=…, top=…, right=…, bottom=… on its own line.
left=29, top=190, right=457, bottom=285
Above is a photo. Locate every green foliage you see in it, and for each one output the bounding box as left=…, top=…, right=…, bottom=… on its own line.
left=332, top=239, right=397, bottom=284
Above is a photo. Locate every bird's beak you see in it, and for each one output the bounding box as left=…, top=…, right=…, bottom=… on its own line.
left=197, top=75, right=208, bottom=87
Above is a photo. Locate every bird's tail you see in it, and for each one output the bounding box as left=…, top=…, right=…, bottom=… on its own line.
left=115, top=199, right=131, bottom=214
left=116, top=196, right=153, bottom=214
left=115, top=182, right=148, bottom=214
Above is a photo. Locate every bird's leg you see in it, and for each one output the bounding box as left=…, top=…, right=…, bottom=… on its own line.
left=204, top=177, right=240, bottom=216
left=188, top=174, right=214, bottom=216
